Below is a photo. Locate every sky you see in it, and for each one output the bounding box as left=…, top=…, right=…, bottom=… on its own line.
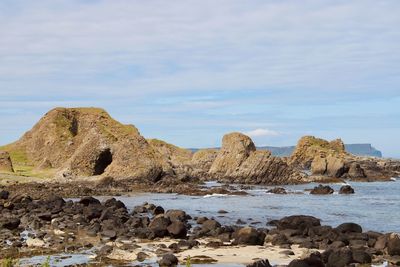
left=0, top=0, right=399, bottom=158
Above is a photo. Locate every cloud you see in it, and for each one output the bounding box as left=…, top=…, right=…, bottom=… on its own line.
left=245, top=128, right=279, bottom=138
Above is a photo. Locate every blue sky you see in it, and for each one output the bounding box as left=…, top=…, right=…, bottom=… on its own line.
left=0, top=0, right=399, bottom=158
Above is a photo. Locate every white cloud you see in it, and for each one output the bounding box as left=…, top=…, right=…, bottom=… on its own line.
left=245, top=128, right=279, bottom=138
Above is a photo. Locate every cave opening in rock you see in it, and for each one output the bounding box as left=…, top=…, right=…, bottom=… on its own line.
left=93, top=149, right=113, bottom=175
left=69, top=117, right=78, bottom=136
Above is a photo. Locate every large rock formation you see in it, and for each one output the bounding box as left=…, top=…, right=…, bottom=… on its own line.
left=1, top=108, right=163, bottom=181
left=147, top=139, right=193, bottom=177
left=290, top=136, right=400, bottom=180
left=0, top=151, right=14, bottom=172
left=191, top=149, right=219, bottom=174
left=208, top=133, right=304, bottom=185
left=289, top=136, right=347, bottom=169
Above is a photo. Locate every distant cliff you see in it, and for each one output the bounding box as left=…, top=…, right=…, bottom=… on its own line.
left=191, top=144, right=382, bottom=158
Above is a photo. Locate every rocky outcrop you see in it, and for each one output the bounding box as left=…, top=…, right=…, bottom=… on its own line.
left=208, top=133, right=304, bottom=185
left=2, top=108, right=163, bottom=181
left=290, top=136, right=347, bottom=169
left=148, top=139, right=193, bottom=176
left=0, top=151, right=14, bottom=172
left=291, top=135, right=400, bottom=181
left=191, top=149, right=218, bottom=174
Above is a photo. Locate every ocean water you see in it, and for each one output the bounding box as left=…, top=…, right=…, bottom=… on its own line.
left=102, top=179, right=400, bottom=233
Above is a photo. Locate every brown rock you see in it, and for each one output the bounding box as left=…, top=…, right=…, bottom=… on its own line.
left=387, top=233, right=400, bottom=256
left=191, top=149, right=218, bottom=174
left=326, top=155, right=347, bottom=178
left=209, top=132, right=303, bottom=185
left=311, top=156, right=327, bottom=175
left=0, top=151, right=14, bottom=172
left=2, top=108, right=163, bottom=181
left=310, top=185, right=334, bottom=195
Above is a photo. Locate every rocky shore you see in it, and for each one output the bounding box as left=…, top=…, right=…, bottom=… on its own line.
left=1, top=190, right=399, bottom=266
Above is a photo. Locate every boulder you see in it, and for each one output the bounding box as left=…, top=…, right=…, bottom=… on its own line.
left=267, top=187, right=287, bottom=194
left=269, top=215, right=321, bottom=231
left=167, top=221, right=187, bottom=239
left=336, top=223, right=362, bottom=234
left=158, top=254, right=178, bottom=267
left=347, top=163, right=366, bottom=178
left=0, top=190, right=9, bottom=200
left=351, top=249, right=372, bottom=264
left=201, top=219, right=221, bottom=232
left=165, top=209, right=189, bottom=222
left=233, top=227, right=266, bottom=245
left=149, top=216, right=171, bottom=238
left=339, top=185, right=355, bottom=194
left=246, top=259, right=272, bottom=267
left=209, top=132, right=303, bottom=185
left=327, top=247, right=353, bottom=267
left=387, top=233, right=400, bottom=256
left=0, top=218, right=20, bottom=230
left=0, top=151, right=14, bottom=172
left=310, top=185, right=334, bottom=195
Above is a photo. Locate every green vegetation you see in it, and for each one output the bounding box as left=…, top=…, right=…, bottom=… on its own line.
left=1, top=258, right=18, bottom=267
left=7, top=149, right=28, bottom=166
left=41, top=256, right=51, bottom=267
left=185, top=256, right=191, bottom=267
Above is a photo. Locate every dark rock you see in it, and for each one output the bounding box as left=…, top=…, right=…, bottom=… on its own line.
left=79, top=196, right=101, bottom=206
left=37, top=212, right=52, bottom=221
left=167, top=221, right=187, bottom=239
left=336, top=222, right=362, bottom=234
left=1, top=218, right=20, bottom=230
left=218, top=210, right=228, bottom=214
left=327, top=247, right=353, bottom=267
left=152, top=206, right=165, bottom=215
left=196, top=217, right=208, bottom=224
left=158, top=253, right=178, bottom=266
left=149, top=216, right=171, bottom=238
left=269, top=215, right=321, bottom=230
left=267, top=187, right=287, bottom=194
left=104, top=198, right=126, bottom=210
left=288, top=258, right=324, bottom=267
left=339, top=185, right=355, bottom=194
left=201, top=219, right=221, bottom=232
left=233, top=227, right=266, bottom=245
left=165, top=210, right=188, bottom=222
left=101, top=229, right=117, bottom=240
left=271, top=234, right=291, bottom=246
left=388, top=233, right=400, bottom=256
left=310, top=184, right=334, bottom=195
left=246, top=259, right=272, bottom=267
left=351, top=248, right=372, bottom=264
left=0, top=190, right=10, bottom=200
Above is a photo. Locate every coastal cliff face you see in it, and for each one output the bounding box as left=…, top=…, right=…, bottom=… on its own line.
left=1, top=108, right=163, bottom=181
left=0, top=151, right=14, bottom=173
left=209, top=133, right=304, bottom=185
left=290, top=136, right=400, bottom=180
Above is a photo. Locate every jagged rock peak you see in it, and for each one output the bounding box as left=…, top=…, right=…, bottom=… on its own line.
left=209, top=132, right=304, bottom=185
